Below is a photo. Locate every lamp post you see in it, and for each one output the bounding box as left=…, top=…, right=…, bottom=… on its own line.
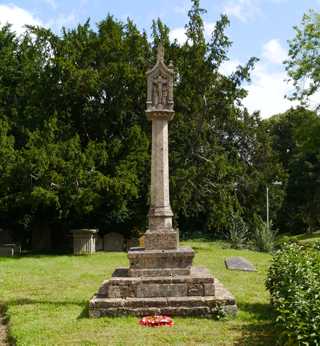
left=266, top=181, right=282, bottom=230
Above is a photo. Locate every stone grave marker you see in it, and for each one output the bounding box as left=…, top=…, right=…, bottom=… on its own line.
left=225, top=256, right=256, bottom=272
left=95, top=235, right=104, bottom=251
left=103, top=232, right=124, bottom=252
left=71, top=229, right=98, bottom=255
left=0, top=244, right=21, bottom=257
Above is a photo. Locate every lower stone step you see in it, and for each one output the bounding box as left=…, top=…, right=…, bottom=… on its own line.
left=89, top=280, right=237, bottom=318
left=97, top=266, right=216, bottom=298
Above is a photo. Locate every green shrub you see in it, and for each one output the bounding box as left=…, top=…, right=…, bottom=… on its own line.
left=266, top=243, right=320, bottom=345
left=254, top=217, right=276, bottom=252
left=228, top=213, right=248, bottom=249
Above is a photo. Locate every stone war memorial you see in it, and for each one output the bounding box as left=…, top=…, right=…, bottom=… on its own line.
left=89, top=45, right=237, bottom=318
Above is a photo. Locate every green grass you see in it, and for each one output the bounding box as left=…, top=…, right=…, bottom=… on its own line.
left=277, top=230, right=320, bottom=245
left=0, top=241, right=276, bottom=345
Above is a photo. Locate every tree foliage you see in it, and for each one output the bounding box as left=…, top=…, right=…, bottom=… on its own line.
left=0, top=1, right=286, bottom=247
left=286, top=10, right=320, bottom=110
left=266, top=107, right=320, bottom=233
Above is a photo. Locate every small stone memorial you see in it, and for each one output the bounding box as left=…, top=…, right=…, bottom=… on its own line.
left=225, top=256, right=256, bottom=272
left=89, top=45, right=237, bottom=318
left=0, top=244, right=21, bottom=257
left=95, top=235, right=104, bottom=251
left=72, top=229, right=97, bottom=255
left=0, top=246, right=14, bottom=257
left=103, top=232, right=124, bottom=252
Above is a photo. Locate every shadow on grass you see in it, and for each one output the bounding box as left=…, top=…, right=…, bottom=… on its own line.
left=78, top=304, right=89, bottom=319
left=233, top=302, right=278, bottom=346
left=0, top=302, right=16, bottom=346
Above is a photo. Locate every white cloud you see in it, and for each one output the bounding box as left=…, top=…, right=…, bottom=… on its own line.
left=169, top=27, right=186, bottom=45
left=223, top=0, right=260, bottom=22
left=169, top=22, right=215, bottom=45
left=204, top=22, right=215, bottom=37
left=220, top=37, right=295, bottom=118
left=220, top=59, right=241, bottom=75
left=46, top=12, right=77, bottom=31
left=262, top=39, right=287, bottom=65
left=0, top=4, right=42, bottom=34
left=243, top=62, right=297, bottom=118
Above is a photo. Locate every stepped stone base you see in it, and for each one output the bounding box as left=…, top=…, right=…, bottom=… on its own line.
left=128, top=247, right=194, bottom=277
left=144, top=229, right=179, bottom=250
left=89, top=267, right=237, bottom=318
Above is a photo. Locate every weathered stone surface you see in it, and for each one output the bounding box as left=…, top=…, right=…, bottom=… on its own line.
left=146, top=44, right=175, bottom=239
left=89, top=287, right=237, bottom=318
left=128, top=247, right=194, bottom=270
left=92, top=267, right=226, bottom=301
left=0, top=246, right=14, bottom=257
left=71, top=229, right=97, bottom=255
left=144, top=229, right=178, bottom=250
left=0, top=244, right=21, bottom=256
left=204, top=283, right=215, bottom=296
left=103, top=232, right=124, bottom=252
left=129, top=268, right=190, bottom=277
left=225, top=256, right=256, bottom=272
left=214, top=278, right=237, bottom=304
left=136, top=283, right=188, bottom=298
left=112, top=268, right=129, bottom=277
left=187, top=283, right=204, bottom=296
left=95, top=235, right=103, bottom=251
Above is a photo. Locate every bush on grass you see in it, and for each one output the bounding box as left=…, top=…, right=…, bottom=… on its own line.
left=266, top=243, right=320, bottom=345
left=228, top=213, right=248, bottom=249
left=254, top=216, right=276, bottom=252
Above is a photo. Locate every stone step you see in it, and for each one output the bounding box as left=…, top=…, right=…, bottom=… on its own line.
left=128, top=247, right=194, bottom=277
left=97, top=266, right=216, bottom=298
left=89, top=295, right=237, bottom=318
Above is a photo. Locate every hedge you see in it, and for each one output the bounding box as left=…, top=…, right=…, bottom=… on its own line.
left=266, top=243, right=320, bottom=345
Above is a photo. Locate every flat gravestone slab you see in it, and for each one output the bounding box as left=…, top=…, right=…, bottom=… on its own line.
left=225, top=256, right=256, bottom=272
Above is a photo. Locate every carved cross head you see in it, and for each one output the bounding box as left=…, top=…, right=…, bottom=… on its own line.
left=146, top=44, right=174, bottom=112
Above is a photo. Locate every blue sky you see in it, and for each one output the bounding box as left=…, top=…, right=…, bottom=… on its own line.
left=0, top=0, right=319, bottom=117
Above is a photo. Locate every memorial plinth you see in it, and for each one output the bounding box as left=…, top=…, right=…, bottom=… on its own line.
left=89, top=45, right=237, bottom=318
left=72, top=229, right=97, bottom=255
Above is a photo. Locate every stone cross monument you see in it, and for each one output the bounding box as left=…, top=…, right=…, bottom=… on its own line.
left=144, top=44, right=177, bottom=252
left=89, top=45, right=237, bottom=318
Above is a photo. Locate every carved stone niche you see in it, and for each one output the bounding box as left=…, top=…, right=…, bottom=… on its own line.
left=146, top=44, right=174, bottom=113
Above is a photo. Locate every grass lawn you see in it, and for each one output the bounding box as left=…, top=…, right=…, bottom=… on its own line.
left=278, top=230, right=320, bottom=245
left=0, top=240, right=276, bottom=346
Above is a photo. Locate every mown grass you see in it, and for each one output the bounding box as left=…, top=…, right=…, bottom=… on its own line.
left=277, top=230, right=320, bottom=245
left=0, top=240, right=276, bottom=345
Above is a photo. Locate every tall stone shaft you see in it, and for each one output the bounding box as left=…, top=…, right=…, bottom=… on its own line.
left=144, top=44, right=178, bottom=250
left=150, top=119, right=173, bottom=223
left=150, top=117, right=173, bottom=230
